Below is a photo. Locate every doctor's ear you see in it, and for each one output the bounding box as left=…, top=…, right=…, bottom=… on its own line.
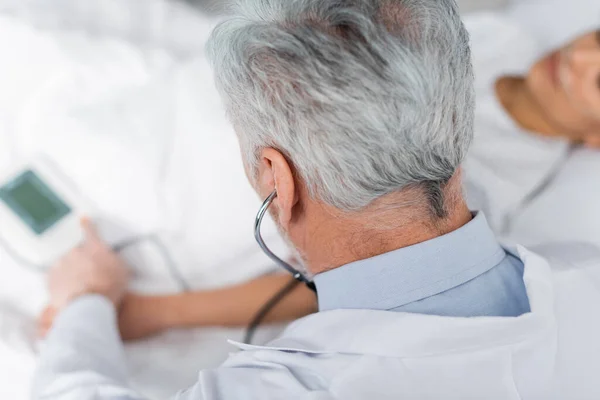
left=257, top=148, right=298, bottom=228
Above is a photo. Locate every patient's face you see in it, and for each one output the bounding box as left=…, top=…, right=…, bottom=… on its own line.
left=527, top=29, right=600, bottom=146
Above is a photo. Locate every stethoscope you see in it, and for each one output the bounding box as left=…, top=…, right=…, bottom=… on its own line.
left=254, top=190, right=317, bottom=292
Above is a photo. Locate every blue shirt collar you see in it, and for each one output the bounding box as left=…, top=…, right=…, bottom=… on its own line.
left=314, top=212, right=506, bottom=312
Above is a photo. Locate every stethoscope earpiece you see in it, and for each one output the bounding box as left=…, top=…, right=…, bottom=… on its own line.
left=254, top=190, right=316, bottom=292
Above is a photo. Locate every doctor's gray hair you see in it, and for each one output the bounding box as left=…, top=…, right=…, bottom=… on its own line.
left=207, top=0, right=475, bottom=216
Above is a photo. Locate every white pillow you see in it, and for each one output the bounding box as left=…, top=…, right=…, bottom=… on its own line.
left=458, top=0, right=507, bottom=13
left=506, top=0, right=600, bottom=50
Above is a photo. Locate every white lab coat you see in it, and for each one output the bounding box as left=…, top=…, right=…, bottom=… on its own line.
left=34, top=243, right=600, bottom=399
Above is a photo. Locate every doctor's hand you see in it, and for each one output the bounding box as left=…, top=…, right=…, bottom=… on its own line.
left=47, top=218, right=130, bottom=311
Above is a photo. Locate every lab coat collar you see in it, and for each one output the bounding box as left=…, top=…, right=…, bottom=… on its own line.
left=232, top=246, right=555, bottom=358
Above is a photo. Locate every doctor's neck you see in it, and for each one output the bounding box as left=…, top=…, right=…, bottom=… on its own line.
left=296, top=173, right=472, bottom=275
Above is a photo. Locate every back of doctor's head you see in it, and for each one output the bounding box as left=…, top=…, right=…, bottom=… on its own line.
left=207, top=0, right=474, bottom=216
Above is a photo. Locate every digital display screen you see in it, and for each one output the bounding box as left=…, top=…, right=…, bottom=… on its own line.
left=0, top=170, right=71, bottom=235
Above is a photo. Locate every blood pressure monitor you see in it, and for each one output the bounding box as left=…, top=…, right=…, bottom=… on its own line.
left=0, top=158, right=91, bottom=268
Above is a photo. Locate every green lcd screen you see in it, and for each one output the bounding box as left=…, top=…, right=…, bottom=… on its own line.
left=0, top=170, right=71, bottom=235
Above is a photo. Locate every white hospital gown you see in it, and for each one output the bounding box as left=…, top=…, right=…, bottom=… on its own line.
left=462, top=14, right=587, bottom=244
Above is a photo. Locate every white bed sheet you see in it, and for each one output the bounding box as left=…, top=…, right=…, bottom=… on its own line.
left=0, top=0, right=598, bottom=399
